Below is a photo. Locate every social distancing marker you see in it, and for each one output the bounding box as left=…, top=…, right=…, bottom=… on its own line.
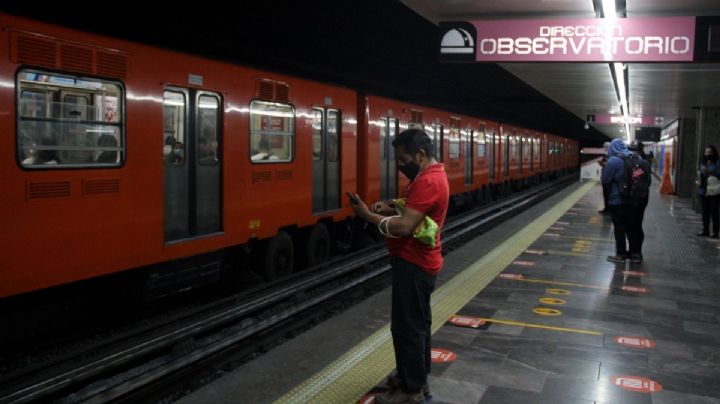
left=524, top=249, right=547, bottom=255
left=611, top=376, right=663, bottom=393
left=499, top=273, right=526, bottom=280
left=622, top=270, right=645, bottom=277
left=448, top=315, right=487, bottom=328
left=539, top=297, right=566, bottom=305
left=512, top=260, right=535, bottom=266
left=359, top=393, right=378, bottom=404
left=431, top=348, right=457, bottom=363
left=619, top=285, right=649, bottom=293
left=543, top=233, right=561, bottom=237
left=555, top=221, right=570, bottom=226
left=546, top=288, right=571, bottom=295
left=533, top=307, right=562, bottom=316
left=563, top=212, right=578, bottom=216
left=614, top=336, right=656, bottom=349
left=549, top=226, right=565, bottom=231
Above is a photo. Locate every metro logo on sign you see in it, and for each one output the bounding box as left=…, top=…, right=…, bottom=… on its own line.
left=614, top=336, right=656, bottom=349
left=431, top=348, right=457, bottom=363
left=449, top=315, right=487, bottom=328
left=611, top=376, right=663, bottom=393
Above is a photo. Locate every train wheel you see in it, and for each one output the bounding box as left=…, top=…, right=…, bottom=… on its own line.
left=263, top=231, right=294, bottom=281
left=306, top=223, right=331, bottom=267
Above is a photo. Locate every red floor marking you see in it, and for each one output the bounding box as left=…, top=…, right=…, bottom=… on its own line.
left=620, top=286, right=649, bottom=293
left=512, top=260, right=535, bottom=266
left=499, top=273, right=526, bottom=280
left=542, top=233, right=561, bottom=237
left=448, top=315, right=487, bottom=328
left=611, top=375, right=663, bottom=393
left=359, top=393, right=378, bottom=403
left=524, top=249, right=547, bottom=255
left=622, top=270, right=645, bottom=277
left=555, top=221, right=570, bottom=225
left=431, top=348, right=457, bottom=363
left=614, top=336, right=656, bottom=349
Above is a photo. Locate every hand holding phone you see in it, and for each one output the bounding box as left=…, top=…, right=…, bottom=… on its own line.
left=346, top=192, right=360, bottom=205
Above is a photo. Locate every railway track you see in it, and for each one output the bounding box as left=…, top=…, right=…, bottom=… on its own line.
left=0, top=175, right=576, bottom=404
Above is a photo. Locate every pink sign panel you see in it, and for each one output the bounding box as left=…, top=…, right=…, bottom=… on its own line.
left=594, top=114, right=664, bottom=126
left=441, top=17, right=696, bottom=62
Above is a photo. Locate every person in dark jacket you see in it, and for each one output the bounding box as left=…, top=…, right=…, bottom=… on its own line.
left=601, top=139, right=638, bottom=262
left=697, top=145, right=720, bottom=238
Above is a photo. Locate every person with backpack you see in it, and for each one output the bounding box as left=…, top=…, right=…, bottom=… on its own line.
left=602, top=139, right=645, bottom=263
left=628, top=142, right=652, bottom=260
left=696, top=145, right=720, bottom=239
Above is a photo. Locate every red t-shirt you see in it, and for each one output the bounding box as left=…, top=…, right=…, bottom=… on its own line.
left=386, top=163, right=449, bottom=275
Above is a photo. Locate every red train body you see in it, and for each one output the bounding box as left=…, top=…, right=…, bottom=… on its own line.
left=0, top=14, right=578, bottom=299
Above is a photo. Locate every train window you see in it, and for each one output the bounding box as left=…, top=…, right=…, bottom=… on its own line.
left=197, top=95, right=220, bottom=165
left=17, top=69, right=124, bottom=168
left=250, top=100, right=294, bottom=163
left=327, top=110, right=340, bottom=162
left=312, top=109, right=323, bottom=160
left=164, top=91, right=186, bottom=166
left=476, top=125, right=486, bottom=158
left=448, top=129, right=460, bottom=159
left=378, top=118, right=388, bottom=161
left=432, top=124, right=442, bottom=161
left=511, top=137, right=518, bottom=157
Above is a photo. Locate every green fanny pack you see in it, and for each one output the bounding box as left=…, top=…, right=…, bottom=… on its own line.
left=393, top=198, right=439, bottom=247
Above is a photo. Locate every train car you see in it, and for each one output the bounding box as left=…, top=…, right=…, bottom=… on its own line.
left=0, top=13, right=580, bottom=301
left=0, top=13, right=358, bottom=298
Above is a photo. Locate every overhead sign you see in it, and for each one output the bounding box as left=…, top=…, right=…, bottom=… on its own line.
left=594, top=114, right=664, bottom=126
left=439, top=17, right=696, bottom=62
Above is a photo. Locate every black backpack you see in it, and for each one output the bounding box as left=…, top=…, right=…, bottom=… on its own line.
left=619, top=153, right=651, bottom=205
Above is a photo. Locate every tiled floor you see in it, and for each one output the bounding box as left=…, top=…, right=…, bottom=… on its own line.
left=429, top=185, right=720, bottom=404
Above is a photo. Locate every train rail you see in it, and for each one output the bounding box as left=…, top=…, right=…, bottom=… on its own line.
left=0, top=175, right=576, bottom=404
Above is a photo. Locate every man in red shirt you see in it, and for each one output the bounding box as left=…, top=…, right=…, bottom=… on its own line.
left=350, top=128, right=449, bottom=404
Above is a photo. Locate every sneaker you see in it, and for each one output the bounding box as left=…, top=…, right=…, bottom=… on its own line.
left=630, top=253, right=643, bottom=263
left=374, top=389, right=425, bottom=404
left=697, top=232, right=709, bottom=237
left=386, top=374, right=430, bottom=396
left=607, top=254, right=627, bottom=263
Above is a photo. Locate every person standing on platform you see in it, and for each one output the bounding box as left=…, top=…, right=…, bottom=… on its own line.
left=598, top=153, right=610, bottom=215
left=350, top=128, right=449, bottom=404
left=602, top=138, right=636, bottom=262
left=696, top=145, right=720, bottom=239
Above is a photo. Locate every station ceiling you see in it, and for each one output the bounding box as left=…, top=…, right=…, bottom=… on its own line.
left=5, top=1, right=717, bottom=146
left=401, top=0, right=720, bottom=141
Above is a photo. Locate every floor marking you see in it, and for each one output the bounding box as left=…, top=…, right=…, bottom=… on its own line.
left=277, top=181, right=596, bottom=404
left=534, top=307, right=562, bottom=316
left=546, top=288, right=571, bottom=295
left=517, top=278, right=609, bottom=290
left=539, top=297, right=566, bottom=305
left=548, top=249, right=603, bottom=258
left=477, top=317, right=602, bottom=336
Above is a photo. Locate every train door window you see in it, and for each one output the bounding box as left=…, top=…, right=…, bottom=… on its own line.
left=250, top=100, right=294, bottom=163
left=487, top=130, right=495, bottom=180
left=164, top=91, right=187, bottom=166
left=379, top=117, right=398, bottom=200
left=523, top=137, right=530, bottom=173
left=503, top=133, right=510, bottom=176
left=312, top=109, right=323, bottom=160
left=464, top=128, right=473, bottom=184
left=476, top=125, right=486, bottom=158
left=432, top=124, right=443, bottom=162
left=17, top=69, right=124, bottom=168
left=449, top=118, right=460, bottom=159
left=197, top=95, right=220, bottom=165
left=533, top=138, right=540, bottom=170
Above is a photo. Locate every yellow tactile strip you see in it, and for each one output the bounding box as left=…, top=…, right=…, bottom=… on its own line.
left=277, top=180, right=596, bottom=404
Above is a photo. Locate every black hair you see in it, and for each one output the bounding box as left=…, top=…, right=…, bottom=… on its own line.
left=391, top=128, right=435, bottom=158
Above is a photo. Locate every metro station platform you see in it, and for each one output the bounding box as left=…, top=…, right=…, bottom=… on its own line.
left=178, top=181, right=720, bottom=404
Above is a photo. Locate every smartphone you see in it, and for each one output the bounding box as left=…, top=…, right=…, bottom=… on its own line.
left=346, top=192, right=360, bottom=205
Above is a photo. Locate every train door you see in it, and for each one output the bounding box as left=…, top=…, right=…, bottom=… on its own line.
left=379, top=117, right=398, bottom=200
left=163, top=89, right=222, bottom=242
left=312, top=108, right=341, bottom=212
left=464, top=127, right=473, bottom=184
